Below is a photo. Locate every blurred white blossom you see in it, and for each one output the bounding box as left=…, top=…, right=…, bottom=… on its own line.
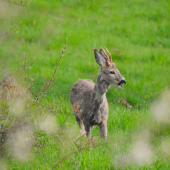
left=151, top=91, right=170, bottom=123
left=9, top=126, right=33, bottom=161
left=38, top=114, right=57, bottom=134
left=9, top=98, right=26, bottom=116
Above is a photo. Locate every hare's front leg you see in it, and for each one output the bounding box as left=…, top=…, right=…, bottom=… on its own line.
left=99, top=120, right=107, bottom=139
left=93, top=110, right=101, bottom=123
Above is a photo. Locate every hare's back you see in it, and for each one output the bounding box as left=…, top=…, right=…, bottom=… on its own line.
left=70, top=79, right=94, bottom=105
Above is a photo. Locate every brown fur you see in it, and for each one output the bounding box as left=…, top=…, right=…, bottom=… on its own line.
left=70, top=47, right=126, bottom=138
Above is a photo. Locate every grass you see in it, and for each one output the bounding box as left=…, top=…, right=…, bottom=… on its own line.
left=0, top=0, right=170, bottom=169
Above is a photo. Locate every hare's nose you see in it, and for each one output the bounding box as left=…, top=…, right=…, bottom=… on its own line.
left=119, top=79, right=126, bottom=85
left=122, top=79, right=126, bottom=84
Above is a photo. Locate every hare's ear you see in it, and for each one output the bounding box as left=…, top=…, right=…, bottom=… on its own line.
left=94, top=49, right=104, bottom=67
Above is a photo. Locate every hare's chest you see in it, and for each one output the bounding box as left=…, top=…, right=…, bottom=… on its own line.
left=99, top=101, right=108, bottom=117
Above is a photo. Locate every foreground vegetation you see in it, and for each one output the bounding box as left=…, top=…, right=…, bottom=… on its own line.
left=0, top=0, right=170, bottom=169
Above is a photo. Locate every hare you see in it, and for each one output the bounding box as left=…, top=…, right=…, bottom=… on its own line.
left=70, top=47, right=126, bottom=138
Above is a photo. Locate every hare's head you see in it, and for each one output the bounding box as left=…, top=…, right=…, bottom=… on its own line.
left=94, top=47, right=126, bottom=89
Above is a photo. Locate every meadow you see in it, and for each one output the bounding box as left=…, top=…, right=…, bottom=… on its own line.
left=0, top=0, right=170, bottom=169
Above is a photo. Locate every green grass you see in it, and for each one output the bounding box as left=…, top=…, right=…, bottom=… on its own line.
left=0, top=0, right=170, bottom=169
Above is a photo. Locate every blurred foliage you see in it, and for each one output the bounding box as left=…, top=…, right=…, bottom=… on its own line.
left=0, top=0, right=170, bottom=169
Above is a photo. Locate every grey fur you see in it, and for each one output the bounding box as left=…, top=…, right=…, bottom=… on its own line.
left=70, top=47, right=126, bottom=138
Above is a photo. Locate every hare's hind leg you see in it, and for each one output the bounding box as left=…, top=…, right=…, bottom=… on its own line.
left=84, top=123, right=92, bottom=137
left=75, top=116, right=85, bottom=135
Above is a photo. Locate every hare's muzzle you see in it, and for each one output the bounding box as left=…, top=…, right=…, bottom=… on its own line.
left=118, top=79, right=126, bottom=89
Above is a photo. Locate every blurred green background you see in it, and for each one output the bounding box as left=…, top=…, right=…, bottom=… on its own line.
left=0, top=0, right=170, bottom=169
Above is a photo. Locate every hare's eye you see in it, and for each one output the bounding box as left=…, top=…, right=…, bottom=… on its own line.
left=110, top=71, right=115, bottom=74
